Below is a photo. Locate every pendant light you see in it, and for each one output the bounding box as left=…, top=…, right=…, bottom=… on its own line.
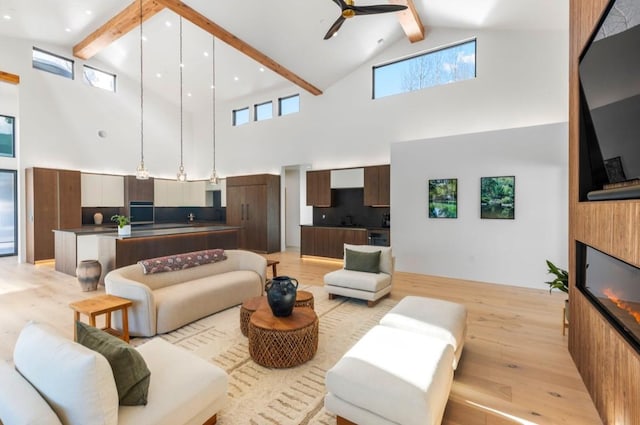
left=136, top=0, right=149, bottom=180
left=176, top=16, right=187, bottom=182
left=209, top=36, right=219, bottom=185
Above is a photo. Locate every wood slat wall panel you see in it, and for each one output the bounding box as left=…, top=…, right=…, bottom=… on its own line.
left=569, top=1, right=640, bottom=423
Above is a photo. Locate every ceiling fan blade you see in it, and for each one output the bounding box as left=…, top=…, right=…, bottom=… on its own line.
left=324, top=16, right=346, bottom=40
left=331, top=0, right=348, bottom=10
left=352, top=4, right=408, bottom=15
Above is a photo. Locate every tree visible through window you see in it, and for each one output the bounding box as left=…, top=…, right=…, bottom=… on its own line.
left=373, top=39, right=476, bottom=99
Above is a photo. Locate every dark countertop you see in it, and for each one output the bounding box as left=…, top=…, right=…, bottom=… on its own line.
left=54, top=221, right=230, bottom=236
left=300, top=224, right=390, bottom=231
left=108, top=225, right=239, bottom=239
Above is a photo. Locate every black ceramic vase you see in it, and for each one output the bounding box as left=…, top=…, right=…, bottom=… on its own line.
left=266, top=276, right=299, bottom=317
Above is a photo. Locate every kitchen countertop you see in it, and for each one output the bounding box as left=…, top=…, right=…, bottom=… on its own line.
left=54, top=221, right=229, bottom=236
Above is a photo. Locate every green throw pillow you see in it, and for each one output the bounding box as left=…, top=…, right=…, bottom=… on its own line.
left=344, top=248, right=381, bottom=273
left=76, top=321, right=151, bottom=406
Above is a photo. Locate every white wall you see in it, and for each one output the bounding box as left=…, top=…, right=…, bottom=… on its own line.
left=392, top=122, right=569, bottom=289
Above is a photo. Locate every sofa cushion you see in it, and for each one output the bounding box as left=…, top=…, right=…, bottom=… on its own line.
left=343, top=244, right=393, bottom=275
left=13, top=322, right=119, bottom=425
left=0, top=361, right=62, bottom=425
left=76, top=321, right=151, bottom=406
left=118, top=338, right=228, bottom=425
left=345, top=249, right=380, bottom=273
left=324, top=269, right=391, bottom=293
left=138, top=249, right=227, bottom=274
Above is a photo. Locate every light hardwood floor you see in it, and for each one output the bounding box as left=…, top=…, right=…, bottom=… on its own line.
left=0, top=252, right=602, bottom=425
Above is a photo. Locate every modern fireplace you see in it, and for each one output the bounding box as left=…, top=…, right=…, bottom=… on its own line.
left=577, top=243, right=640, bottom=353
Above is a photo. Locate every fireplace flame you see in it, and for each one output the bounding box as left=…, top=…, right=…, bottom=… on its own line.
left=603, top=288, right=640, bottom=324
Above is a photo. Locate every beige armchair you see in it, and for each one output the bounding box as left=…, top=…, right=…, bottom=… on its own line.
left=324, top=244, right=393, bottom=307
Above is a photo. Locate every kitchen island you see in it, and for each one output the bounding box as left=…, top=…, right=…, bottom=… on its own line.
left=54, top=224, right=239, bottom=283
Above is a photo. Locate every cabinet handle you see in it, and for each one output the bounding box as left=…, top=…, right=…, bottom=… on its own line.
left=246, top=204, right=249, bottom=220
left=241, top=204, right=245, bottom=220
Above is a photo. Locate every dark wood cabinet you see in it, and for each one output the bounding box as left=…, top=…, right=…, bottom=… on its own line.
left=26, top=167, right=81, bottom=263
left=364, top=165, right=390, bottom=206
left=306, top=170, right=331, bottom=206
left=300, top=226, right=368, bottom=259
left=124, top=176, right=154, bottom=203
left=226, top=174, right=280, bottom=253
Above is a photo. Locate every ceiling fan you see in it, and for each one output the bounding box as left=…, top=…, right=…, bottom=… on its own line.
left=324, top=0, right=408, bottom=40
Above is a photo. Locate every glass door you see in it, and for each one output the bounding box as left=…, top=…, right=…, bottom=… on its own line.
left=0, top=170, right=17, bottom=256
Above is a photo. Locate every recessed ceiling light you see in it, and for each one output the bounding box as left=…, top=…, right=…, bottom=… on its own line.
left=156, top=73, right=162, bottom=78
left=142, top=35, right=147, bottom=41
left=234, top=76, right=239, bottom=81
left=259, top=67, right=265, bottom=72
left=210, top=84, right=215, bottom=89
left=85, top=10, right=92, bottom=15
left=2, top=15, right=11, bottom=20
left=165, top=21, right=172, bottom=27
left=203, top=51, right=209, bottom=57
left=377, top=38, right=384, bottom=44
left=180, top=63, right=184, bottom=68
left=187, top=92, right=192, bottom=97
left=65, top=28, right=71, bottom=33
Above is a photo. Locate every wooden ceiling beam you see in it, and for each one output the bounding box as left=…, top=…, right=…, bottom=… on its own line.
left=391, top=0, right=425, bottom=43
left=155, top=0, right=323, bottom=96
left=73, top=0, right=165, bottom=60
left=0, top=71, right=20, bottom=85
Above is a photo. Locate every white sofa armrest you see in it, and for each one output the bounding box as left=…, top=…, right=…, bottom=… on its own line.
left=0, top=361, right=63, bottom=425
left=229, top=250, right=267, bottom=284
left=105, top=274, right=156, bottom=337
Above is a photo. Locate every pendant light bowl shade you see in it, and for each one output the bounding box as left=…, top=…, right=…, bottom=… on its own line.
left=136, top=0, right=149, bottom=180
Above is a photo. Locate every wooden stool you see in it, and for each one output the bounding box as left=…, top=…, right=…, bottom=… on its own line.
left=69, top=294, right=133, bottom=342
left=266, top=259, right=279, bottom=278
left=295, top=290, right=314, bottom=309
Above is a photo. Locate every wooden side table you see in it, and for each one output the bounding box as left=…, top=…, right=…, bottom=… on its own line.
left=266, top=259, right=280, bottom=278
left=69, top=294, right=133, bottom=342
left=248, top=307, right=318, bottom=368
left=240, top=291, right=315, bottom=337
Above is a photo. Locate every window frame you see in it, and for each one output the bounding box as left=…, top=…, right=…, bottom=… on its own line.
left=32, top=47, right=75, bottom=80
left=278, top=94, right=300, bottom=116
left=372, top=38, right=477, bottom=99
left=0, top=169, right=18, bottom=256
left=0, top=115, right=15, bottom=158
left=233, top=107, right=250, bottom=126
left=83, top=65, right=116, bottom=92
left=254, top=101, right=273, bottom=122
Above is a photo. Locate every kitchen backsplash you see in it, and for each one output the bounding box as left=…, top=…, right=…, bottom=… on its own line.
left=81, top=206, right=226, bottom=225
left=313, top=188, right=390, bottom=228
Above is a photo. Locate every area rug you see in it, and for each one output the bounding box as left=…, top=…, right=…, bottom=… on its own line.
left=133, top=286, right=397, bottom=425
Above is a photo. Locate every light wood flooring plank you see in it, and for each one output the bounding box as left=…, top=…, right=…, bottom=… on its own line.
left=0, top=251, right=602, bottom=425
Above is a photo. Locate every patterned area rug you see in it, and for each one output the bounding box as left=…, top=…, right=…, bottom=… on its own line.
left=133, top=286, right=397, bottom=425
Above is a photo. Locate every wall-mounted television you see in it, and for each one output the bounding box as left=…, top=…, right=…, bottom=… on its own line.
left=579, top=0, right=640, bottom=201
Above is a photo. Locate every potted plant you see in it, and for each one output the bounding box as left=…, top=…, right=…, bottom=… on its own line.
left=545, top=260, right=569, bottom=327
left=111, top=214, right=131, bottom=236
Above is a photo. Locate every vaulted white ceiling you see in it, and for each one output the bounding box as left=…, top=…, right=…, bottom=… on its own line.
left=0, top=0, right=568, bottom=108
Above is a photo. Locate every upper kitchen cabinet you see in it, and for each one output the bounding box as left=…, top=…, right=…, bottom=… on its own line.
left=205, top=178, right=227, bottom=207
left=364, top=165, right=390, bottom=207
left=81, top=173, right=124, bottom=207
left=306, top=170, right=331, bottom=207
left=227, top=174, right=280, bottom=253
left=26, top=167, right=81, bottom=263
left=155, top=179, right=207, bottom=207
left=124, top=175, right=154, bottom=203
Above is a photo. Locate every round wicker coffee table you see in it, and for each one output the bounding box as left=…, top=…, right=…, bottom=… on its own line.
left=248, top=307, right=318, bottom=368
left=239, top=291, right=315, bottom=337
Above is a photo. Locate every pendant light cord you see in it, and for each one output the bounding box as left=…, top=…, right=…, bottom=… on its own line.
left=212, top=37, right=216, bottom=171
left=139, top=0, right=144, bottom=165
left=179, top=16, right=184, bottom=171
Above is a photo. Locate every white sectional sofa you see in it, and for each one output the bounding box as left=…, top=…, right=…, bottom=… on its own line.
left=0, top=322, right=228, bottom=425
left=105, top=249, right=266, bottom=337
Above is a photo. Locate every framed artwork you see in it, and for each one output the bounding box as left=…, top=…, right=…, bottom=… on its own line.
left=428, top=178, right=458, bottom=218
left=0, top=115, right=15, bottom=158
left=480, top=176, right=515, bottom=219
